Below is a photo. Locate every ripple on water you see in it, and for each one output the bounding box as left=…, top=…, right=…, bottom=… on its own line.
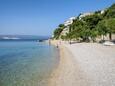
left=0, top=41, right=59, bottom=86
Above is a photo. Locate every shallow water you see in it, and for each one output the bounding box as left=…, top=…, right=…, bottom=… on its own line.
left=0, top=41, right=59, bottom=86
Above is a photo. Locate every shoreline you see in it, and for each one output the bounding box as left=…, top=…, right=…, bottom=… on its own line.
left=48, top=40, right=115, bottom=86
left=48, top=40, right=88, bottom=86
left=48, top=44, right=78, bottom=86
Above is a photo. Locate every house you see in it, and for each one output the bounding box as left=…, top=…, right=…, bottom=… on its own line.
left=79, top=12, right=94, bottom=20
left=61, top=17, right=76, bottom=36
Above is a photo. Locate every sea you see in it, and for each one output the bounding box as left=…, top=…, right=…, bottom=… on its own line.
left=0, top=40, right=59, bottom=86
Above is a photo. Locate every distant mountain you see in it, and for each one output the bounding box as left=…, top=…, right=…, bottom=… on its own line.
left=0, top=35, right=51, bottom=41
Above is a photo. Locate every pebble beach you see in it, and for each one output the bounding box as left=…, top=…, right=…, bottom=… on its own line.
left=49, top=40, right=115, bottom=86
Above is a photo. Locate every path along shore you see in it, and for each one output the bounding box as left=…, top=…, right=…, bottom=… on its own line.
left=49, top=40, right=115, bottom=86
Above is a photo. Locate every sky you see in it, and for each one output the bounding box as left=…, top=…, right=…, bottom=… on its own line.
left=0, top=0, right=115, bottom=36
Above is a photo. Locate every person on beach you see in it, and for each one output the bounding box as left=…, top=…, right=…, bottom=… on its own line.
left=56, top=40, right=61, bottom=48
left=56, top=44, right=58, bottom=48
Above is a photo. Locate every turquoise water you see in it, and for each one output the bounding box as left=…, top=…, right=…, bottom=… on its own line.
left=0, top=41, right=59, bottom=86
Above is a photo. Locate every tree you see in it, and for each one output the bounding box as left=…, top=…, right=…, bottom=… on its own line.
left=106, top=18, right=115, bottom=40
left=96, top=19, right=115, bottom=41
left=96, top=20, right=109, bottom=40
left=106, top=3, right=115, bottom=18
left=69, top=19, right=86, bottom=41
left=82, top=14, right=102, bottom=29
left=53, top=3, right=115, bottom=42
left=53, top=28, right=62, bottom=39
left=81, top=14, right=102, bottom=41
left=61, top=35, right=66, bottom=40
left=53, top=24, right=65, bottom=39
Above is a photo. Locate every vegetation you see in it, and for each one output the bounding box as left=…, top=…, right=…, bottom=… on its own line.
left=53, top=24, right=65, bottom=39
left=106, top=18, right=115, bottom=40
left=53, top=3, right=115, bottom=42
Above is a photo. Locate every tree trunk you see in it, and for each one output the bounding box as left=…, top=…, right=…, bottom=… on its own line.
left=102, top=35, right=105, bottom=40
left=69, top=39, right=71, bottom=44
left=109, top=33, right=112, bottom=41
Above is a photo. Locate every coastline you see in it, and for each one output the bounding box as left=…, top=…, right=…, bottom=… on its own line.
left=48, top=40, right=115, bottom=86
left=49, top=40, right=90, bottom=86
left=49, top=43, right=79, bottom=86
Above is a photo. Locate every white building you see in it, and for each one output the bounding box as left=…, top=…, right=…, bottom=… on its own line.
left=100, top=10, right=105, bottom=14
left=64, top=17, right=76, bottom=26
left=79, top=12, right=94, bottom=20
left=61, top=17, right=76, bottom=36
